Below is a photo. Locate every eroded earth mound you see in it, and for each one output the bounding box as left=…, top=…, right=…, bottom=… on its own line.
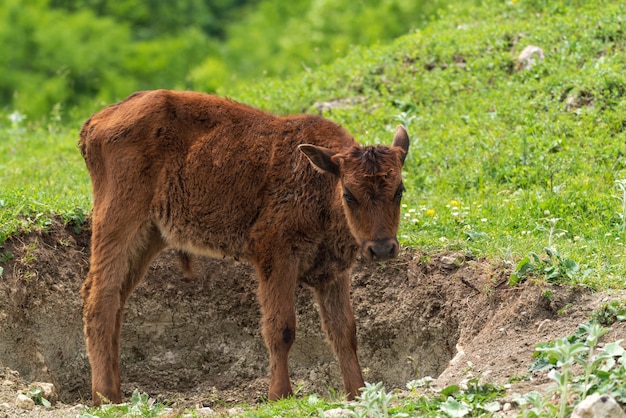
left=1, top=220, right=624, bottom=416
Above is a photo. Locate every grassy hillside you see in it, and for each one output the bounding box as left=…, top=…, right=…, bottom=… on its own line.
left=229, top=0, right=626, bottom=289
left=2, top=0, right=626, bottom=290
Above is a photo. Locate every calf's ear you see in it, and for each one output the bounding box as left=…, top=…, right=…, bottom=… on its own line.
left=392, top=125, right=410, bottom=164
left=299, top=144, right=340, bottom=176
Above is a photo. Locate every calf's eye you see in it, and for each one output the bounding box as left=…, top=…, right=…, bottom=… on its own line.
left=343, top=187, right=357, bottom=205
left=394, top=185, right=404, bottom=200
left=343, top=192, right=357, bottom=204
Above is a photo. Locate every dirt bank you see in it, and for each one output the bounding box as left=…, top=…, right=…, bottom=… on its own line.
left=1, top=219, right=624, bottom=416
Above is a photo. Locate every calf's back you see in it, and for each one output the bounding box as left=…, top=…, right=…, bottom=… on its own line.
left=79, top=89, right=358, bottom=263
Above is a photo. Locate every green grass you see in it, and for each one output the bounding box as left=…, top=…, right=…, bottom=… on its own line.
left=226, top=0, right=626, bottom=289
left=3, top=0, right=626, bottom=290
left=0, top=113, right=91, bottom=242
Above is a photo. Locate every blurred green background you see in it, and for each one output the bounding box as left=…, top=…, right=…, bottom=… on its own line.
left=0, top=0, right=453, bottom=119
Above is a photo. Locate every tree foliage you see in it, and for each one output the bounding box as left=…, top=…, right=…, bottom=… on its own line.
left=190, top=0, right=452, bottom=91
left=0, top=0, right=453, bottom=119
left=49, top=0, right=257, bottom=39
left=1, top=0, right=212, bottom=117
left=218, top=0, right=451, bottom=79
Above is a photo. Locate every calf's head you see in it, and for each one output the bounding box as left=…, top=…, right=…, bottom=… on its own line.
left=300, top=125, right=410, bottom=261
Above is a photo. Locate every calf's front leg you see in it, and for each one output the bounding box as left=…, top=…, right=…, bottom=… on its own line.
left=255, top=261, right=298, bottom=400
left=313, top=271, right=365, bottom=400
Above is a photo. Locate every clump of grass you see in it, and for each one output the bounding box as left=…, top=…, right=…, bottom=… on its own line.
left=615, top=179, right=626, bottom=232
left=402, top=374, right=505, bottom=417
left=592, top=299, right=626, bottom=325
left=347, top=382, right=399, bottom=418
left=25, top=387, right=51, bottom=408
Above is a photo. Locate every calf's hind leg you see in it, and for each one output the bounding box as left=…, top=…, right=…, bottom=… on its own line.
left=82, top=221, right=165, bottom=405
left=312, top=271, right=365, bottom=400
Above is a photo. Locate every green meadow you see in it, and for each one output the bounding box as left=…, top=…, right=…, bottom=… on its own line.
left=3, top=0, right=626, bottom=289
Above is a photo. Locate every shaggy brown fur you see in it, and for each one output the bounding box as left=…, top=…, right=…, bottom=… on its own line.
left=78, top=89, right=409, bottom=405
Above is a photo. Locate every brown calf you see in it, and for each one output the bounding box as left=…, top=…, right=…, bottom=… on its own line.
left=78, top=90, right=409, bottom=405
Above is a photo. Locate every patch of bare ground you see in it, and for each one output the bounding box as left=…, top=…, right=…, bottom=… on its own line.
left=0, top=219, right=624, bottom=416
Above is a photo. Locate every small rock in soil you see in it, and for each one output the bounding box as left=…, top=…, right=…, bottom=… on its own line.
left=440, top=255, right=461, bottom=269
left=517, top=45, right=545, bottom=70
left=1, top=380, right=15, bottom=388
left=323, top=407, right=352, bottom=417
left=227, top=407, right=245, bottom=415
left=571, top=393, right=626, bottom=418
left=15, top=393, right=35, bottom=410
left=29, top=381, right=58, bottom=404
left=195, top=406, right=216, bottom=416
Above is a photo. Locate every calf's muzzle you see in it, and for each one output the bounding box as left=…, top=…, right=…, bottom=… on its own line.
left=362, top=238, right=399, bottom=261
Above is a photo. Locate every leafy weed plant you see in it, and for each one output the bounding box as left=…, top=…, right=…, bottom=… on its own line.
left=347, top=382, right=401, bottom=418
left=78, top=390, right=165, bottom=418
left=25, top=387, right=51, bottom=408
left=592, top=299, right=626, bottom=325
left=519, top=320, right=626, bottom=417
left=403, top=374, right=505, bottom=417
left=509, top=218, right=584, bottom=285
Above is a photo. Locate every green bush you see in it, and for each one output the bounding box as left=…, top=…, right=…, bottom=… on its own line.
left=0, top=0, right=213, bottom=118
left=195, top=0, right=452, bottom=88
left=1, top=0, right=457, bottom=118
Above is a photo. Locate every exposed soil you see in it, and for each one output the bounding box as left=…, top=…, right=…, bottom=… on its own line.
left=1, top=219, right=625, bottom=416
